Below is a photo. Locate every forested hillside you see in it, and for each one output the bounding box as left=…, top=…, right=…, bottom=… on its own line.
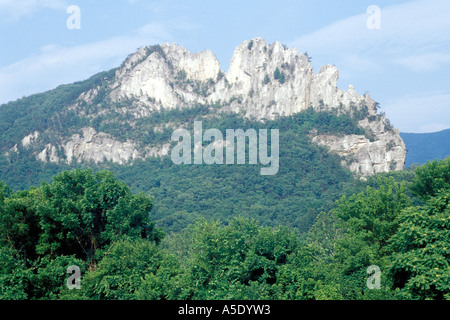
left=1, top=158, right=448, bottom=300
left=1, top=106, right=374, bottom=234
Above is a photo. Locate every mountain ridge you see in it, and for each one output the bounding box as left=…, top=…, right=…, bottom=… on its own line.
left=401, top=129, right=450, bottom=167
left=0, top=38, right=406, bottom=177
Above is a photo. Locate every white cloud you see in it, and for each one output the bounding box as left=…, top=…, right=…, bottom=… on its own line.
left=0, top=0, right=67, bottom=21
left=0, top=22, right=172, bottom=104
left=290, top=0, right=450, bottom=73
left=394, top=52, right=450, bottom=72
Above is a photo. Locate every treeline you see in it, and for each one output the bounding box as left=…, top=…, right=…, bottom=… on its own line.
left=0, top=158, right=448, bottom=300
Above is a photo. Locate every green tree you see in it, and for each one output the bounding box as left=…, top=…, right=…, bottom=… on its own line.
left=75, top=239, right=178, bottom=300
left=410, top=158, right=450, bottom=200
left=273, top=68, right=285, bottom=84
left=0, top=169, right=163, bottom=299
left=315, top=178, right=412, bottom=299
left=0, top=246, right=32, bottom=299
left=176, top=217, right=310, bottom=300
left=389, top=159, right=450, bottom=300
left=31, top=255, right=86, bottom=300
left=36, top=169, right=163, bottom=265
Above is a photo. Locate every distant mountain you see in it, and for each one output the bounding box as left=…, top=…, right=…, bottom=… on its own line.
left=401, top=129, right=450, bottom=167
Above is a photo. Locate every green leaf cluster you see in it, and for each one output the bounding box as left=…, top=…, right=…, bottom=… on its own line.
left=0, top=169, right=163, bottom=299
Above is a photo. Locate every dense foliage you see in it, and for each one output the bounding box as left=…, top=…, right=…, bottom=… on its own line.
left=0, top=169, right=163, bottom=299
left=0, top=158, right=448, bottom=300
left=101, top=108, right=372, bottom=234
left=0, top=107, right=373, bottom=235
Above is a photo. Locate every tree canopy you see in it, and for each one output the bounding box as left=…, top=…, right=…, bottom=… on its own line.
left=0, top=157, right=448, bottom=300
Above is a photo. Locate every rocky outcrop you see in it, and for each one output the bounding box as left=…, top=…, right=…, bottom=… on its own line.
left=15, top=38, right=406, bottom=176
left=310, top=112, right=406, bottom=176
left=208, top=38, right=377, bottom=120
left=100, top=38, right=377, bottom=121
left=31, top=127, right=170, bottom=165
left=63, top=127, right=141, bottom=165
left=108, top=45, right=220, bottom=110
left=21, top=131, right=40, bottom=147
left=310, top=133, right=405, bottom=176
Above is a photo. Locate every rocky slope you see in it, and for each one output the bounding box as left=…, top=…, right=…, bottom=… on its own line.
left=9, top=38, right=406, bottom=176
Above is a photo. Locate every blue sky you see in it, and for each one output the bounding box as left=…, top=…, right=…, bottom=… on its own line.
left=0, top=0, right=449, bottom=133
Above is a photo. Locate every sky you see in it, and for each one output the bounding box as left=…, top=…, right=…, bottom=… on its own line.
left=0, top=0, right=449, bottom=133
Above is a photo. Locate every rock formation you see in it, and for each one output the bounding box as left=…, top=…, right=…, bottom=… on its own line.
left=15, top=38, right=406, bottom=176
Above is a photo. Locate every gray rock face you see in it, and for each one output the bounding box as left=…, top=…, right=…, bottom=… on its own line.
left=33, top=127, right=170, bottom=165
left=19, top=38, right=406, bottom=176
left=209, top=38, right=377, bottom=121
left=84, top=38, right=377, bottom=120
